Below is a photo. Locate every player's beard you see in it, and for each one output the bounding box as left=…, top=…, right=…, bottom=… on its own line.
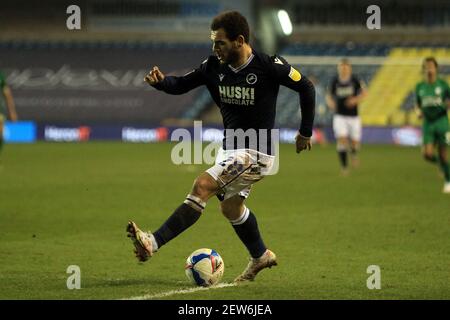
left=224, top=48, right=240, bottom=66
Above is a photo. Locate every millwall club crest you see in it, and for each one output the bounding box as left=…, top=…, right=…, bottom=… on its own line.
left=218, top=74, right=225, bottom=82
left=246, top=73, right=257, bottom=85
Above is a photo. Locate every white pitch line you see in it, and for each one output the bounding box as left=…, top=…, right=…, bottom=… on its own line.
left=121, top=282, right=237, bottom=300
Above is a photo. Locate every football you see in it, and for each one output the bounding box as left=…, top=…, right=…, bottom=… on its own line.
left=185, top=248, right=225, bottom=287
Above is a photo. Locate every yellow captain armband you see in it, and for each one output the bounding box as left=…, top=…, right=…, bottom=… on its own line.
left=288, top=66, right=301, bottom=82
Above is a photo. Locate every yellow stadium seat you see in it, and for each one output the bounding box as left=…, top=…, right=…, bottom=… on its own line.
left=361, top=47, right=450, bottom=127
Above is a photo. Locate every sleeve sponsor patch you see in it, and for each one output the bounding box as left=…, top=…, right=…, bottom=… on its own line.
left=288, top=67, right=301, bottom=82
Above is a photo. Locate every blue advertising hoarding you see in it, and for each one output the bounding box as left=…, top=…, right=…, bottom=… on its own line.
left=4, top=121, right=37, bottom=143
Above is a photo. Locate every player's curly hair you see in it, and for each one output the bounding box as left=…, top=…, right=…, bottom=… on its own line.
left=211, top=11, right=250, bottom=43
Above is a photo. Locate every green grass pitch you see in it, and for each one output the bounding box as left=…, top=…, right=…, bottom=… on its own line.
left=0, top=142, right=449, bottom=299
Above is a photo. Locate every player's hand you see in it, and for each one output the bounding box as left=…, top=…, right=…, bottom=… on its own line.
left=295, top=132, right=312, bottom=154
left=10, top=112, right=18, bottom=122
left=415, top=108, right=423, bottom=119
left=328, top=100, right=336, bottom=111
left=345, top=96, right=358, bottom=108
left=144, top=66, right=165, bottom=85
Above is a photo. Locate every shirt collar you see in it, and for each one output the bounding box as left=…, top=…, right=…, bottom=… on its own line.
left=228, top=53, right=254, bottom=73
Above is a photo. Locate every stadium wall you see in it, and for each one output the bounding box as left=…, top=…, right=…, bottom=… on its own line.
left=0, top=42, right=211, bottom=124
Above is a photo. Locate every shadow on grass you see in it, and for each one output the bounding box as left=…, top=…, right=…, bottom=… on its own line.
left=87, top=277, right=185, bottom=289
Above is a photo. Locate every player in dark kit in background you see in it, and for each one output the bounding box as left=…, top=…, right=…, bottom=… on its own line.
left=326, top=59, right=367, bottom=175
left=127, top=11, right=315, bottom=282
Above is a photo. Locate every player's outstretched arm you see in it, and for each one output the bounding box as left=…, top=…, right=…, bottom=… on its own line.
left=345, top=81, right=367, bottom=108
left=414, top=104, right=423, bottom=119
left=269, top=55, right=315, bottom=154
left=144, top=62, right=206, bottom=95
left=446, top=82, right=450, bottom=110
left=294, top=75, right=316, bottom=154
left=3, top=86, right=17, bottom=122
left=414, top=86, right=423, bottom=119
left=282, top=75, right=315, bottom=154
left=325, top=93, right=336, bottom=111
